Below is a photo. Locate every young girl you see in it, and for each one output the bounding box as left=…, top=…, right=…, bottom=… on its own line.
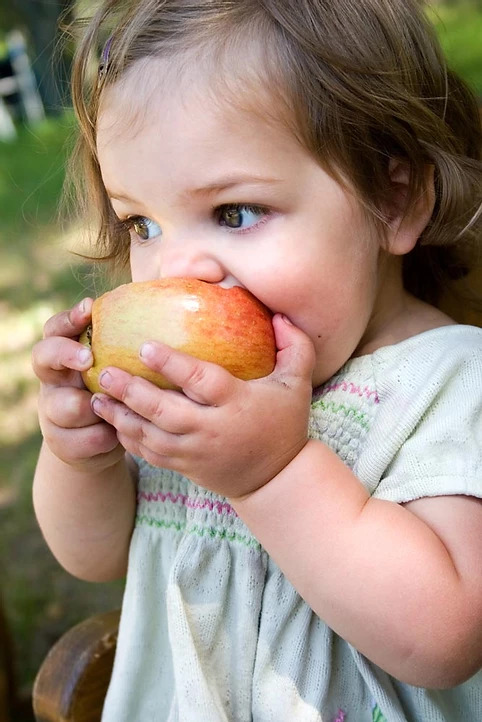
left=32, top=1, right=482, bottom=720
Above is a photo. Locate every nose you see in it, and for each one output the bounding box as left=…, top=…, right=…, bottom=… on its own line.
left=158, top=237, right=232, bottom=286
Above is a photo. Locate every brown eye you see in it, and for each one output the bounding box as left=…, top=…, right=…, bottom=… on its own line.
left=217, top=204, right=267, bottom=230
left=129, top=216, right=162, bottom=242
left=222, top=208, right=243, bottom=228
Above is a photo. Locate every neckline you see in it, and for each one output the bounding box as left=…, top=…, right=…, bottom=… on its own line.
left=314, top=324, right=481, bottom=391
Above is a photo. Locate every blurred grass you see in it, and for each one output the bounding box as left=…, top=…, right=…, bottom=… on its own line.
left=428, top=0, right=482, bottom=97
left=0, top=1, right=480, bottom=712
left=0, top=115, right=123, bottom=705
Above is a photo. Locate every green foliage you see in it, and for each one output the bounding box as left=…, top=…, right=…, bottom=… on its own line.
left=0, top=6, right=23, bottom=33
left=0, top=115, right=79, bottom=309
left=0, top=117, right=73, bottom=231
left=0, top=115, right=123, bottom=697
left=429, top=0, right=482, bottom=96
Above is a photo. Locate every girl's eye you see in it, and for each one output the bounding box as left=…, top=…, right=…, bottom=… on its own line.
left=216, top=204, right=268, bottom=231
left=127, top=216, right=162, bottom=242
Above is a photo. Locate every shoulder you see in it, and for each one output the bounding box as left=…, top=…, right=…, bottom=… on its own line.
left=371, top=324, right=482, bottom=393
left=371, top=324, right=482, bottom=433
left=353, top=325, right=482, bottom=501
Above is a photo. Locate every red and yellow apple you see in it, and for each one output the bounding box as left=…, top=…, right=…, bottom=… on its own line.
left=79, top=278, right=276, bottom=393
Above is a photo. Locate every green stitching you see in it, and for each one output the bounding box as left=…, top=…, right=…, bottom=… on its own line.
left=372, top=704, right=387, bottom=722
left=311, top=399, right=370, bottom=429
left=136, top=515, right=261, bottom=550
left=136, top=516, right=185, bottom=533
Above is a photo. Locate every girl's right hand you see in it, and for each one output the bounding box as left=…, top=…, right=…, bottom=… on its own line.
left=32, top=298, right=123, bottom=472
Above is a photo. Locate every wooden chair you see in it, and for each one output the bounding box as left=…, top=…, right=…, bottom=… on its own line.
left=32, top=610, right=120, bottom=722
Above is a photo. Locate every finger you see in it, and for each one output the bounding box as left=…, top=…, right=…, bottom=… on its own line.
left=271, top=314, right=316, bottom=385
left=41, top=416, right=122, bottom=463
left=43, top=298, right=93, bottom=339
left=139, top=341, right=239, bottom=406
left=95, top=369, right=199, bottom=432
left=126, top=440, right=183, bottom=473
left=32, top=337, right=93, bottom=386
left=42, top=386, right=101, bottom=429
left=91, top=393, right=181, bottom=460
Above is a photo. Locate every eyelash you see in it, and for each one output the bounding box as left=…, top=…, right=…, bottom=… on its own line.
left=119, top=202, right=272, bottom=242
left=121, top=216, right=158, bottom=243
left=214, top=203, right=271, bottom=234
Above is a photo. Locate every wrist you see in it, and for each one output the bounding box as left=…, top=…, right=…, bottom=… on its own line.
left=229, top=438, right=368, bottom=522
left=39, top=439, right=127, bottom=484
left=228, top=437, right=312, bottom=506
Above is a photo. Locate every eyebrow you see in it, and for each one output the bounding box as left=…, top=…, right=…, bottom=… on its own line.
left=184, top=175, right=282, bottom=198
left=107, top=175, right=282, bottom=204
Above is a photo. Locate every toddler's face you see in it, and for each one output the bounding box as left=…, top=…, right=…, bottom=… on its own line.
left=97, top=59, right=393, bottom=386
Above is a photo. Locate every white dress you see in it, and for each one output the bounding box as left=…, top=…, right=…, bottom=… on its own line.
left=102, top=325, right=482, bottom=722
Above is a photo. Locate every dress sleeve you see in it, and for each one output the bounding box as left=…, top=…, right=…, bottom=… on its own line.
left=357, top=328, right=482, bottom=503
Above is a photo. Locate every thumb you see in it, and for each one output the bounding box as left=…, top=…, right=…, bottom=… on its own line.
left=272, top=314, right=316, bottom=383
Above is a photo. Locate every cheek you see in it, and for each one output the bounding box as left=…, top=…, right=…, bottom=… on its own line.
left=130, top=244, right=160, bottom=281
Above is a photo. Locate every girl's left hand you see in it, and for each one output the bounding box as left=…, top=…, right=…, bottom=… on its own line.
left=89, top=314, right=315, bottom=499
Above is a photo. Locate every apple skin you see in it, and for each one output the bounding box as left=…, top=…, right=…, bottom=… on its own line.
left=79, top=278, right=276, bottom=394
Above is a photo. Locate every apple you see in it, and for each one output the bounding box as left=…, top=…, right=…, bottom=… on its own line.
left=79, top=278, right=276, bottom=393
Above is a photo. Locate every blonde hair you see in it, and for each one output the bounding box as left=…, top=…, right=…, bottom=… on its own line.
left=67, top=0, right=482, bottom=304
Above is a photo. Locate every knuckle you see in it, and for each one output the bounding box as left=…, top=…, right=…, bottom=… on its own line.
left=45, top=389, right=86, bottom=426
left=120, top=376, right=140, bottom=405
left=142, top=446, right=171, bottom=469
left=42, top=390, right=62, bottom=423
left=122, top=378, right=166, bottom=421
left=138, top=420, right=151, bottom=447
left=93, top=423, right=120, bottom=452
left=32, top=337, right=74, bottom=377
left=43, top=305, right=85, bottom=340
left=184, top=362, right=208, bottom=389
left=66, top=389, right=89, bottom=420
left=42, top=310, right=67, bottom=338
left=75, top=423, right=115, bottom=459
left=116, top=432, right=139, bottom=457
left=149, top=396, right=166, bottom=423
left=31, top=338, right=49, bottom=372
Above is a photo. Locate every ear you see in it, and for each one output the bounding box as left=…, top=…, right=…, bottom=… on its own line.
left=385, top=159, right=435, bottom=256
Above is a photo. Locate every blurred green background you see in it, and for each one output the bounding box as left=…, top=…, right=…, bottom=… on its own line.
left=0, top=0, right=481, bottom=718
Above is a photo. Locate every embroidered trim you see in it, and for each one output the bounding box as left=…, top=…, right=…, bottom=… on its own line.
left=317, top=379, right=380, bottom=404
left=311, top=398, right=371, bottom=429
left=372, top=703, right=387, bottom=722
left=138, top=490, right=236, bottom=517
left=136, top=515, right=261, bottom=550
left=333, top=710, right=346, bottom=722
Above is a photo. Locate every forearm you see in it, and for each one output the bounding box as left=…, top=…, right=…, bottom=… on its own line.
left=231, top=440, right=479, bottom=687
left=33, top=441, right=137, bottom=582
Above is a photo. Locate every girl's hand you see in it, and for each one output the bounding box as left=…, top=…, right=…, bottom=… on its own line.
left=89, top=314, right=315, bottom=498
left=32, top=299, right=124, bottom=472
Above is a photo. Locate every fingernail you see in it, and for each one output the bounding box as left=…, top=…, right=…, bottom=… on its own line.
left=140, top=342, right=155, bottom=359
left=91, top=395, right=104, bottom=413
left=78, top=298, right=87, bottom=314
left=78, top=348, right=92, bottom=365
left=282, top=314, right=293, bottom=325
left=99, top=370, right=112, bottom=389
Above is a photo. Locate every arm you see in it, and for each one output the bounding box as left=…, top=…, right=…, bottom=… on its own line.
left=231, top=441, right=482, bottom=688
left=32, top=299, right=137, bottom=582
left=33, top=444, right=136, bottom=582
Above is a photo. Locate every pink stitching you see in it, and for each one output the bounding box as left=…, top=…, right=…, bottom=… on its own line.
left=319, top=380, right=379, bottom=403
left=138, top=491, right=236, bottom=516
